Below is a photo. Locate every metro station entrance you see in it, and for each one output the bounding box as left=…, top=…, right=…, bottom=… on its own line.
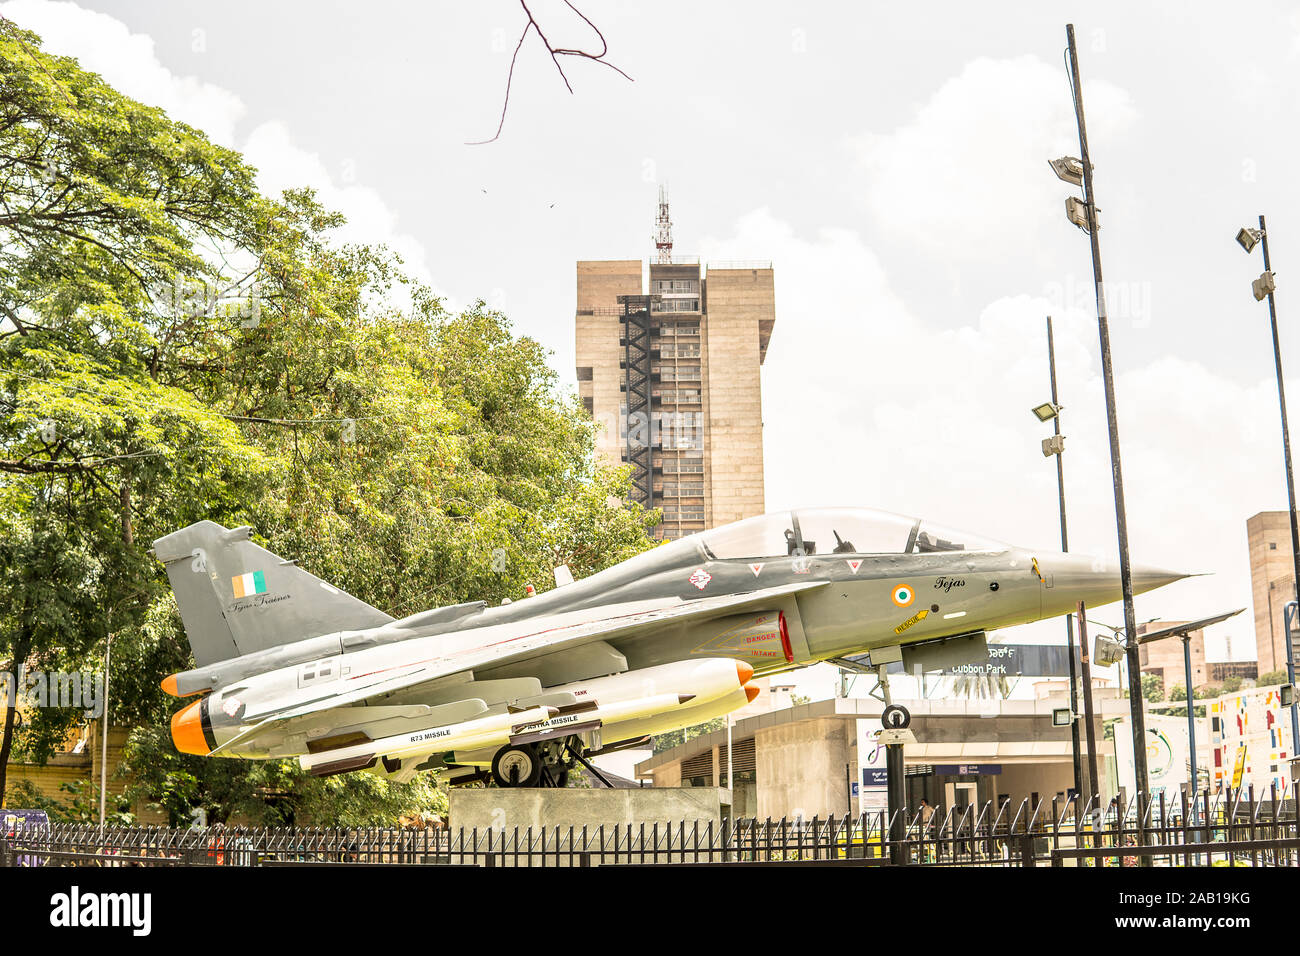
left=945, top=781, right=978, bottom=810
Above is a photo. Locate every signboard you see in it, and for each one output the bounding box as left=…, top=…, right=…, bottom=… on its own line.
left=2, top=809, right=48, bottom=834
left=1231, top=745, right=1248, bottom=790
left=881, top=643, right=1078, bottom=677
left=932, top=764, right=1003, bottom=776
left=856, top=718, right=889, bottom=810
left=878, top=728, right=916, bottom=746
left=1114, top=715, right=1190, bottom=801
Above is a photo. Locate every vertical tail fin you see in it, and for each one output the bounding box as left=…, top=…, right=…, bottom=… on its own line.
left=152, top=521, right=393, bottom=667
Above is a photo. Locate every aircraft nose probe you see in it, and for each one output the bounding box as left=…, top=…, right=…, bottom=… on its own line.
left=1035, top=551, right=1191, bottom=617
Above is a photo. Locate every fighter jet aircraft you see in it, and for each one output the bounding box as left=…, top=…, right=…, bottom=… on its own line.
left=155, top=507, right=1187, bottom=787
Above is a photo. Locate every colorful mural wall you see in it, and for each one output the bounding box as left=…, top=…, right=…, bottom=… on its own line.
left=1207, top=684, right=1294, bottom=796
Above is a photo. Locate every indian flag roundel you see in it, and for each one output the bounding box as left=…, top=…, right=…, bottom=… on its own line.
left=891, top=583, right=915, bottom=608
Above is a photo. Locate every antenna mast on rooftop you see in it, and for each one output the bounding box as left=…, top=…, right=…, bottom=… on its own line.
left=653, top=185, right=673, bottom=264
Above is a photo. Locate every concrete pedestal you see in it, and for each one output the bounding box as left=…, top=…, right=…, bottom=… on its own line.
left=447, top=787, right=733, bottom=865
left=450, top=786, right=731, bottom=833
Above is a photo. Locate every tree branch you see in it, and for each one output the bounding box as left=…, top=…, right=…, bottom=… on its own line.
left=468, top=1, right=631, bottom=145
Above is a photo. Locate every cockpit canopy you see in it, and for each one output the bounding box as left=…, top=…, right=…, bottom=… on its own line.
left=699, top=508, right=1008, bottom=560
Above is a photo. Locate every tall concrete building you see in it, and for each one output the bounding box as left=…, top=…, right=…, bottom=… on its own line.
left=575, top=194, right=775, bottom=540
left=1246, top=510, right=1299, bottom=675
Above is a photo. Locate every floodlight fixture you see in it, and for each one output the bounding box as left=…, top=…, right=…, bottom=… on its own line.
left=1093, top=632, right=1127, bottom=668
left=1052, top=707, right=1074, bottom=727
left=1049, top=156, right=1086, bottom=187
left=1236, top=227, right=1263, bottom=254
left=1031, top=401, right=1060, bottom=422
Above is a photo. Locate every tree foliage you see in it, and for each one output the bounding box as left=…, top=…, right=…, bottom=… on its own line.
left=652, top=717, right=727, bottom=756
left=0, top=17, right=269, bottom=798
left=1141, top=673, right=1165, bottom=703
left=0, top=20, right=658, bottom=822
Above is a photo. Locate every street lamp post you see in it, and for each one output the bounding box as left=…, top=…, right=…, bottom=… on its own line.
left=1237, top=215, right=1300, bottom=759
left=98, top=631, right=111, bottom=829
left=1060, top=22, right=1150, bottom=847
left=1180, top=633, right=1198, bottom=794
left=1075, top=604, right=1101, bottom=809
left=1120, top=611, right=1243, bottom=819
left=1284, top=602, right=1300, bottom=759
left=1036, top=316, right=1085, bottom=802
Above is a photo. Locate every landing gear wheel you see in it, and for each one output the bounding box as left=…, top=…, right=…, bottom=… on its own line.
left=492, top=745, right=543, bottom=787
left=882, top=703, right=911, bottom=730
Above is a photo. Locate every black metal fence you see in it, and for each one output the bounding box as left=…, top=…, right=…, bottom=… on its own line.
left=4, top=785, right=1296, bottom=867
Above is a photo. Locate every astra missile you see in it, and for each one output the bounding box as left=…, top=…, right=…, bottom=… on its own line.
left=544, top=657, right=754, bottom=710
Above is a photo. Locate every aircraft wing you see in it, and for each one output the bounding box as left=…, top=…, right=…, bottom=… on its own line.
left=212, top=580, right=826, bottom=753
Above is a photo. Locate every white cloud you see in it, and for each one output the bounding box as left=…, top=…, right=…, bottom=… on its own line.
left=240, top=122, right=444, bottom=296
left=1, top=0, right=244, bottom=144
left=706, top=207, right=1281, bottom=664
left=854, top=56, right=1138, bottom=256
left=2, top=0, right=441, bottom=296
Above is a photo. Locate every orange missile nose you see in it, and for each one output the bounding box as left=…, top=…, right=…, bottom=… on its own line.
left=745, top=684, right=761, bottom=703
left=161, top=674, right=180, bottom=697
left=736, top=660, right=754, bottom=685
left=171, top=700, right=211, bottom=756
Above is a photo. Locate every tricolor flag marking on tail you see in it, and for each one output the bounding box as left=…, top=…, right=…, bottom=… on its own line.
left=232, top=570, right=267, bottom=599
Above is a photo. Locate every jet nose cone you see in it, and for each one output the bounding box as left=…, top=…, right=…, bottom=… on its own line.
left=1044, top=553, right=1123, bottom=611
left=1130, top=564, right=1191, bottom=595
left=1040, top=553, right=1191, bottom=616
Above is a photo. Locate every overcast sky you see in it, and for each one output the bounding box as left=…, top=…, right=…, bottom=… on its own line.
left=12, top=0, right=1300, bottom=674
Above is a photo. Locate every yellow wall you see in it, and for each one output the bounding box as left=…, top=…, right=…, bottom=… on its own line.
left=3, top=722, right=167, bottom=824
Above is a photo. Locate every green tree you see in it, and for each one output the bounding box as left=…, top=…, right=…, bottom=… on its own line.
left=1155, top=684, right=1205, bottom=718
left=1, top=22, right=660, bottom=824
left=1142, top=673, right=1165, bottom=703
left=652, top=717, right=728, bottom=755
left=0, top=19, right=269, bottom=802
left=5, top=778, right=133, bottom=824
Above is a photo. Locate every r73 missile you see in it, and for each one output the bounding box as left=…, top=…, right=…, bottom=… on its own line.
left=299, top=704, right=557, bottom=775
